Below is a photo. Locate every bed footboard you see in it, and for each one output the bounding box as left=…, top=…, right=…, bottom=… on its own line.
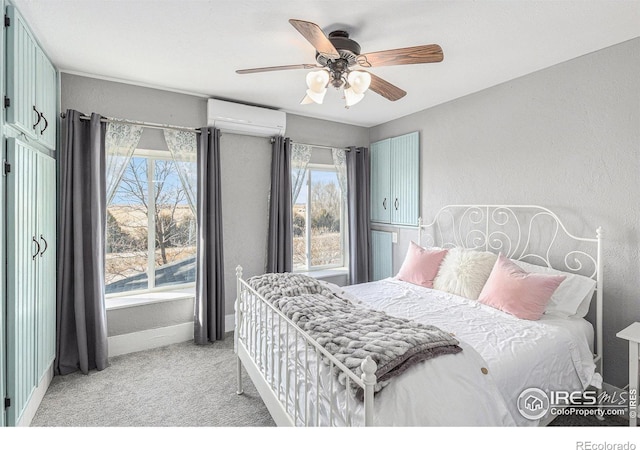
left=234, top=266, right=377, bottom=427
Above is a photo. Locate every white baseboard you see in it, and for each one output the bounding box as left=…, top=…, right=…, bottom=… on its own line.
left=17, top=363, right=53, bottom=427
left=108, top=322, right=194, bottom=357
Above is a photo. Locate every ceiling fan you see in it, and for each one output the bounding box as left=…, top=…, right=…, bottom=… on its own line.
left=236, top=19, right=444, bottom=108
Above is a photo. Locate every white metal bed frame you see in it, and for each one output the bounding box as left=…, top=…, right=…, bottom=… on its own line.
left=234, top=204, right=603, bottom=427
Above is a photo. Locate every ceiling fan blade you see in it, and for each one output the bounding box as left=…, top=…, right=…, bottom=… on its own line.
left=357, top=44, right=443, bottom=68
left=366, top=72, right=407, bottom=101
left=236, top=63, right=320, bottom=74
left=289, top=19, right=340, bottom=59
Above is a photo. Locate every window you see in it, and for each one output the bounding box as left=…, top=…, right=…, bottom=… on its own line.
left=293, top=164, right=346, bottom=271
left=105, top=149, right=196, bottom=295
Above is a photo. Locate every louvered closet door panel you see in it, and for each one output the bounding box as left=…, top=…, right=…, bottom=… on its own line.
left=36, top=152, right=56, bottom=383
left=390, top=132, right=419, bottom=226
left=36, top=48, right=57, bottom=151
left=370, top=139, right=391, bottom=223
left=5, top=5, right=37, bottom=138
left=6, top=138, right=39, bottom=426
left=371, top=231, right=393, bottom=281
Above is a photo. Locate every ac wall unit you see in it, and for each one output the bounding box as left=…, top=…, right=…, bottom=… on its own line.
left=207, top=99, right=286, bottom=137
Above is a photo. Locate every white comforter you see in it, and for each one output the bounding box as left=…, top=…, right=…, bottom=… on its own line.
left=337, top=278, right=602, bottom=426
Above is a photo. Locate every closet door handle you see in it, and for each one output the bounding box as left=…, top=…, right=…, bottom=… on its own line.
left=39, top=234, right=48, bottom=256
left=382, top=198, right=387, bottom=210
left=394, top=198, right=399, bottom=210
left=40, top=113, right=48, bottom=135
left=32, top=106, right=42, bottom=129
left=32, top=236, right=41, bottom=260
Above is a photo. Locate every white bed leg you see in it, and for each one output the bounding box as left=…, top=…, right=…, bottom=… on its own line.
left=236, top=357, right=244, bottom=395
left=361, top=356, right=377, bottom=427
left=236, top=265, right=244, bottom=395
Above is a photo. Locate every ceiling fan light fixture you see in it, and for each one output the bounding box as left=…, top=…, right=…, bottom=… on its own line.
left=344, top=87, right=365, bottom=107
left=347, top=71, right=371, bottom=95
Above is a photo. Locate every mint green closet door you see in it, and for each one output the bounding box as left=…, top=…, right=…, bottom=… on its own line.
left=390, top=132, right=419, bottom=226
left=6, top=138, right=39, bottom=426
left=35, top=152, right=56, bottom=383
left=35, top=47, right=57, bottom=151
left=370, top=139, right=391, bottom=223
left=371, top=231, right=393, bottom=281
left=5, top=6, right=37, bottom=139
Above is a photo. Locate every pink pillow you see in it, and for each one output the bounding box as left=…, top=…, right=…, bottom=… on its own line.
left=478, top=254, right=566, bottom=320
left=396, top=242, right=448, bottom=288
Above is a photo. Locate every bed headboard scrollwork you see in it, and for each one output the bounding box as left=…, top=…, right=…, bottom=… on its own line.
left=418, top=205, right=601, bottom=279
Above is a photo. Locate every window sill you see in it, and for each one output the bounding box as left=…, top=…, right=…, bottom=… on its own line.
left=106, top=287, right=195, bottom=311
left=295, top=267, right=349, bottom=281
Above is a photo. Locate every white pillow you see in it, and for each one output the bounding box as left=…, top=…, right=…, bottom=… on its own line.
left=512, top=260, right=596, bottom=318
left=433, top=247, right=498, bottom=300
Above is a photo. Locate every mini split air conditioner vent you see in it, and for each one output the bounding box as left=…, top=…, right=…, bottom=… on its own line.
left=207, top=99, right=286, bottom=137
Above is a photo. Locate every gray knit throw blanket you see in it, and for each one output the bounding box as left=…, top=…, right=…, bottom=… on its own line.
left=247, top=273, right=462, bottom=400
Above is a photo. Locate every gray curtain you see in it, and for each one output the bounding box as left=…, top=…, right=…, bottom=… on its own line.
left=56, top=110, right=109, bottom=375
left=346, top=146, right=372, bottom=284
left=266, top=136, right=292, bottom=273
left=194, top=127, right=225, bottom=344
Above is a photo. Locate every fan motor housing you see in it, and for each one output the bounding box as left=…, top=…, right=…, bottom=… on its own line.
left=315, top=30, right=361, bottom=67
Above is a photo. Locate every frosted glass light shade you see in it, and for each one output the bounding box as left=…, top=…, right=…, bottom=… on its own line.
left=347, top=71, right=371, bottom=94
left=306, top=70, right=330, bottom=92
left=305, top=88, right=327, bottom=104
left=300, top=94, right=315, bottom=105
left=344, top=87, right=364, bottom=107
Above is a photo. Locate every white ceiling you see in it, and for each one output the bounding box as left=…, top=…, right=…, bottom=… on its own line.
left=11, top=0, right=640, bottom=127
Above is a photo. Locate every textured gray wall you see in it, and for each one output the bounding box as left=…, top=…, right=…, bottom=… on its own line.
left=61, top=73, right=367, bottom=336
left=286, top=113, right=368, bottom=148
left=369, top=38, right=640, bottom=388
left=106, top=299, right=194, bottom=336
left=219, top=132, right=271, bottom=319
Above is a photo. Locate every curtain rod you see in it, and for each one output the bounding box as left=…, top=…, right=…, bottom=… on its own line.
left=296, top=141, right=359, bottom=152
left=59, top=112, right=203, bottom=134
left=273, top=138, right=355, bottom=151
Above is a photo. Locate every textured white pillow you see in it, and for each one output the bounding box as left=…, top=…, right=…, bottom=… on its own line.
left=512, top=260, right=597, bottom=318
left=433, top=247, right=498, bottom=300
